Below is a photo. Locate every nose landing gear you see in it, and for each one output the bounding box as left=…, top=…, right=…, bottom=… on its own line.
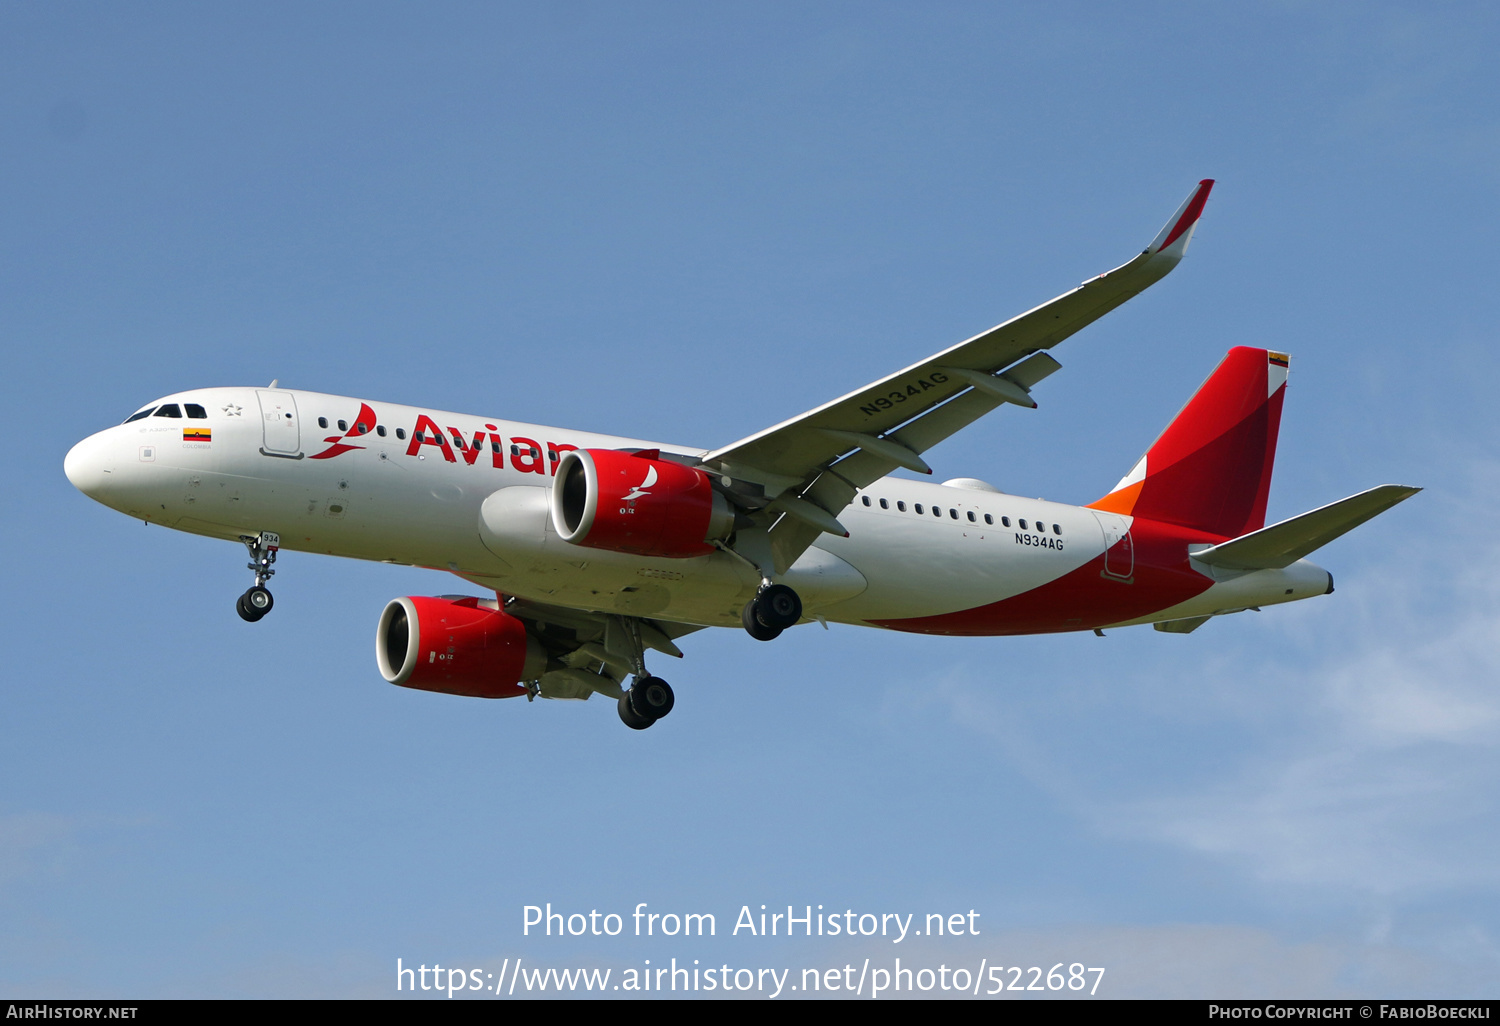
left=236, top=532, right=280, bottom=622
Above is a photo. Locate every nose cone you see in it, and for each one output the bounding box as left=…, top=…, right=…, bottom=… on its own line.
left=65, top=431, right=114, bottom=500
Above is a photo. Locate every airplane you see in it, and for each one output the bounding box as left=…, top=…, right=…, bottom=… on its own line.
left=64, top=180, right=1419, bottom=730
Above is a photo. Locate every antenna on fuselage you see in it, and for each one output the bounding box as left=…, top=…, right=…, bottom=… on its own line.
left=268, top=378, right=278, bottom=388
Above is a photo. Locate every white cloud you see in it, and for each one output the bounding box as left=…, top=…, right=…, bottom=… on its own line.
left=1132, top=743, right=1500, bottom=894
left=0, top=812, right=82, bottom=888
left=816, top=923, right=1490, bottom=998
left=1125, top=475, right=1500, bottom=896
left=928, top=466, right=1500, bottom=902
left=0, top=810, right=151, bottom=892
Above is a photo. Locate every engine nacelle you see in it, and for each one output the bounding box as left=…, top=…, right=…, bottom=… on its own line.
left=376, top=596, right=546, bottom=699
left=551, top=448, right=734, bottom=558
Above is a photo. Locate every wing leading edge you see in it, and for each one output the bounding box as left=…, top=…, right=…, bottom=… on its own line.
left=702, top=179, right=1216, bottom=574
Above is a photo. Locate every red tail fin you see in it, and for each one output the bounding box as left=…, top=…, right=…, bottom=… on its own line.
left=1089, top=347, right=1288, bottom=538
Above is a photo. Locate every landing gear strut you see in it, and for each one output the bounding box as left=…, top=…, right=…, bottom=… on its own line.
left=617, top=676, right=675, bottom=730
left=741, top=583, right=802, bottom=641
left=236, top=531, right=280, bottom=622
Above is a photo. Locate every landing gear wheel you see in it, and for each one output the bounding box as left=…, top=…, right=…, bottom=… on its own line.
left=236, top=593, right=261, bottom=623
left=238, top=586, right=273, bottom=622
left=754, top=584, right=802, bottom=630
left=244, top=586, right=273, bottom=617
left=629, top=676, right=675, bottom=720
left=742, top=599, right=782, bottom=641
left=618, top=692, right=655, bottom=730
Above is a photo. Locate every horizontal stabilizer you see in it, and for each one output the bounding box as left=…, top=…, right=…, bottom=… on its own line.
left=1192, top=484, right=1420, bottom=571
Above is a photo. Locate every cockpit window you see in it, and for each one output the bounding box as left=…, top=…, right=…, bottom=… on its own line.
left=184, top=403, right=207, bottom=419
left=153, top=404, right=182, bottom=418
left=123, top=407, right=157, bottom=423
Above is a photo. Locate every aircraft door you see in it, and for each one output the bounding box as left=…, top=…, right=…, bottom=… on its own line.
left=256, top=390, right=302, bottom=456
left=1091, top=511, right=1134, bottom=581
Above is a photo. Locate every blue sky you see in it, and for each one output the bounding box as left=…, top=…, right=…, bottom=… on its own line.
left=3, top=2, right=1498, bottom=998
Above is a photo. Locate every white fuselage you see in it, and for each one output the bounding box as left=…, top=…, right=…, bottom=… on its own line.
left=64, top=387, right=1330, bottom=632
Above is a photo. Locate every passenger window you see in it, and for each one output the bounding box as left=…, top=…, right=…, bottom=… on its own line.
left=338, top=420, right=348, bottom=432
left=933, top=506, right=942, bottom=517
left=450, top=432, right=467, bottom=449
left=897, top=501, right=906, bottom=512
left=984, top=514, right=993, bottom=525
left=356, top=423, right=368, bottom=434
left=124, top=407, right=156, bottom=423
left=1018, top=519, right=1027, bottom=529
left=184, top=404, right=207, bottom=419
left=318, top=417, right=328, bottom=429
left=548, top=450, right=559, bottom=461
left=1002, top=516, right=1011, bottom=527
left=914, top=504, right=924, bottom=515
left=967, top=511, right=976, bottom=522
left=1053, top=524, right=1061, bottom=535
left=396, top=428, right=406, bottom=440
left=1035, top=521, right=1044, bottom=532
left=879, top=498, right=889, bottom=510
left=861, top=496, right=871, bottom=506
left=949, top=508, right=958, bottom=519
left=415, top=431, right=426, bottom=442
left=376, top=425, right=387, bottom=437
left=153, top=404, right=182, bottom=418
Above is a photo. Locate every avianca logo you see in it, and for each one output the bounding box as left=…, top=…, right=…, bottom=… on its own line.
left=309, top=403, right=377, bottom=460
left=623, top=465, right=657, bottom=503
left=306, top=407, right=580, bottom=474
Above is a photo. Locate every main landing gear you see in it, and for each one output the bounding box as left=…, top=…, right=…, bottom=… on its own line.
left=236, top=531, right=280, bottom=623
left=617, top=676, right=676, bottom=731
left=607, top=616, right=677, bottom=731
left=741, top=583, right=802, bottom=641
left=614, top=580, right=801, bottom=728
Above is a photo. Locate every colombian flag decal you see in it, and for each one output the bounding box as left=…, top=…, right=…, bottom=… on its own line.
left=183, top=429, right=212, bottom=442
left=1268, top=352, right=1290, bottom=367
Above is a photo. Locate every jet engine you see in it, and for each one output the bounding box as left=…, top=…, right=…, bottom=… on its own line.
left=551, top=448, right=735, bottom=558
left=376, top=596, right=546, bottom=699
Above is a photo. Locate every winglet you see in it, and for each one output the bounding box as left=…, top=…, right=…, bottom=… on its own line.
left=1146, top=179, right=1214, bottom=259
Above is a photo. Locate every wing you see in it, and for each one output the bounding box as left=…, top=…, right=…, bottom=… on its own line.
left=461, top=590, right=707, bottom=700
left=702, top=180, right=1216, bottom=574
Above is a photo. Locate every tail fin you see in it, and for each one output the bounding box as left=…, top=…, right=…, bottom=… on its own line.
left=1089, top=346, right=1288, bottom=538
